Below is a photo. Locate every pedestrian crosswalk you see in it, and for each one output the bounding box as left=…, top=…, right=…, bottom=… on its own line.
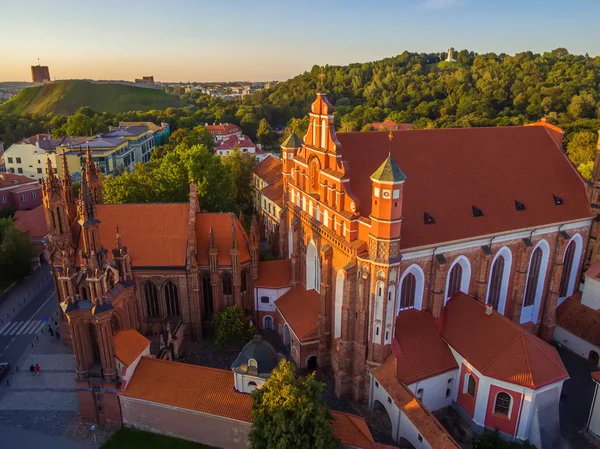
left=0, top=320, right=47, bottom=336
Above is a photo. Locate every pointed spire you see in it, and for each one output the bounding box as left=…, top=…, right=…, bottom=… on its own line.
left=231, top=215, right=238, bottom=250
left=208, top=227, right=216, bottom=250
left=115, top=226, right=122, bottom=253
left=45, top=158, right=59, bottom=190
left=250, top=214, right=259, bottom=243
left=78, top=167, right=95, bottom=222
left=371, top=154, right=407, bottom=183
left=61, top=153, right=70, bottom=183
left=85, top=145, right=96, bottom=177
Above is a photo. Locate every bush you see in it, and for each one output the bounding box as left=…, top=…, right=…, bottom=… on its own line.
left=213, top=305, right=256, bottom=348
left=472, top=429, right=537, bottom=448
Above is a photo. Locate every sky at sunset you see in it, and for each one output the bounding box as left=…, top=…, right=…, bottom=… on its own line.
left=1, top=0, right=599, bottom=82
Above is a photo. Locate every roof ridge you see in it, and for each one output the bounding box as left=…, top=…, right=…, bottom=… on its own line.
left=523, top=331, right=567, bottom=379
left=481, top=332, right=523, bottom=373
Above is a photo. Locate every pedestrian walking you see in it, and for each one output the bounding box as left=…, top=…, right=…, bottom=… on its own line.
left=29, top=364, right=34, bottom=376
left=34, top=363, right=40, bottom=376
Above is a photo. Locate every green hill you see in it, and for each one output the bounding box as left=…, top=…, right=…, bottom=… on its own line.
left=0, top=80, right=187, bottom=115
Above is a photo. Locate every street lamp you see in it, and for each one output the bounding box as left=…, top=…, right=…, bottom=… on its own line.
left=91, top=424, right=98, bottom=449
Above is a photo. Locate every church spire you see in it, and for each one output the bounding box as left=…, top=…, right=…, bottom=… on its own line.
left=61, top=154, right=76, bottom=224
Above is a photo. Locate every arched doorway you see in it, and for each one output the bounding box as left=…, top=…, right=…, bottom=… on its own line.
left=307, top=355, right=317, bottom=371
left=264, top=316, right=273, bottom=330
left=589, top=350, right=599, bottom=366
left=372, top=400, right=393, bottom=438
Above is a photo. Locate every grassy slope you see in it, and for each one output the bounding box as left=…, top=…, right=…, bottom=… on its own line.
left=0, top=80, right=186, bottom=115
left=102, top=427, right=218, bottom=449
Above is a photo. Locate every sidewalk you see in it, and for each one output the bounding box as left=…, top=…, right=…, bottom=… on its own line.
left=0, top=264, right=53, bottom=326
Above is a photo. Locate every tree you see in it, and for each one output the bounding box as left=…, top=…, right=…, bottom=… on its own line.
left=213, top=306, right=256, bottom=348
left=256, top=118, right=275, bottom=147
left=0, top=218, right=35, bottom=283
left=566, top=131, right=596, bottom=167
left=249, top=360, right=341, bottom=449
left=224, top=146, right=256, bottom=214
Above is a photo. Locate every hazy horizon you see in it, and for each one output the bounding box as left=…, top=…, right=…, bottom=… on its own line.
left=2, top=0, right=599, bottom=83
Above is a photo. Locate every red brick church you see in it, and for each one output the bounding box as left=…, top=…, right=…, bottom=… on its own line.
left=43, top=147, right=259, bottom=425
left=251, top=92, right=598, bottom=447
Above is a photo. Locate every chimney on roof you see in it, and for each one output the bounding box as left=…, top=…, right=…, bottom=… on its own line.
left=485, top=304, right=493, bottom=315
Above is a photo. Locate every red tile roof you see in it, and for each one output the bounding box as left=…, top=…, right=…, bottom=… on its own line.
left=195, top=213, right=250, bottom=266
left=337, top=126, right=593, bottom=250
left=13, top=205, right=47, bottom=240
left=592, top=372, right=600, bottom=384
left=443, top=293, right=568, bottom=389
left=254, top=156, right=282, bottom=185
left=0, top=174, right=38, bottom=188
left=393, top=309, right=457, bottom=384
left=16, top=133, right=52, bottom=144
left=276, top=287, right=320, bottom=341
left=255, top=259, right=292, bottom=288
left=216, top=135, right=257, bottom=151
left=113, top=329, right=150, bottom=367
left=371, top=119, right=412, bottom=131
left=556, top=291, right=600, bottom=347
left=120, top=357, right=253, bottom=422
left=123, top=358, right=381, bottom=448
left=261, top=179, right=283, bottom=207
left=372, top=356, right=459, bottom=449
left=95, top=204, right=190, bottom=267
left=205, top=123, right=242, bottom=136
left=585, top=261, right=600, bottom=280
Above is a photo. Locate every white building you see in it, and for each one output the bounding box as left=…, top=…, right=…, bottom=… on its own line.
left=215, top=135, right=258, bottom=157
left=205, top=123, right=243, bottom=142
left=231, top=334, right=283, bottom=393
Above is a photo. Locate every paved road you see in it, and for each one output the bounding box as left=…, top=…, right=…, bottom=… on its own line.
left=0, top=267, right=58, bottom=370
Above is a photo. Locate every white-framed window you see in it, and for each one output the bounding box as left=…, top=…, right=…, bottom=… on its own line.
left=21, top=193, right=26, bottom=201
left=1, top=196, right=6, bottom=204
left=334, top=270, right=344, bottom=338
left=445, top=256, right=471, bottom=304
left=521, top=240, right=550, bottom=324
left=486, top=246, right=512, bottom=315
left=31, top=192, right=37, bottom=199
left=374, top=187, right=380, bottom=197
left=493, top=392, right=512, bottom=417
left=393, top=189, right=400, bottom=199
left=397, top=264, right=425, bottom=313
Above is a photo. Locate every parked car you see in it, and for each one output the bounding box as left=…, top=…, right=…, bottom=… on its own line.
left=0, top=362, right=9, bottom=381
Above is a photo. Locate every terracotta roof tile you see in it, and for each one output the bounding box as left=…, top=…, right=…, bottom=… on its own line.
left=216, top=135, right=257, bottom=151
left=592, top=372, right=600, bottom=384
left=205, top=123, right=242, bottom=136
left=113, top=329, right=150, bottom=367
left=371, top=119, right=412, bottom=131
left=0, top=174, right=38, bottom=188
left=195, top=213, right=250, bottom=266
left=276, top=287, right=320, bottom=341
left=121, top=357, right=253, bottom=422
left=331, top=411, right=375, bottom=448
left=393, top=309, right=457, bottom=384
left=372, top=356, right=459, bottom=449
left=95, top=204, right=190, bottom=267
left=444, top=293, right=568, bottom=389
left=255, top=259, right=291, bottom=288
left=254, top=156, right=282, bottom=185
left=338, top=127, right=593, bottom=249
left=261, top=179, right=283, bottom=206
left=585, top=261, right=600, bottom=280
left=556, top=291, right=600, bottom=347
left=13, top=205, right=47, bottom=240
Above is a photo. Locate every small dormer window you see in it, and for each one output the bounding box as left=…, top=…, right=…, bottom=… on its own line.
left=248, top=358, right=257, bottom=368
left=515, top=201, right=526, bottom=211
left=553, top=194, right=564, bottom=205
left=472, top=206, right=483, bottom=217
left=13, top=179, right=18, bottom=184
left=424, top=212, right=435, bottom=225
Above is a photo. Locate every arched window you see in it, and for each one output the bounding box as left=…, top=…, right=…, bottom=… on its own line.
left=316, top=204, right=321, bottom=222
left=321, top=119, right=327, bottom=149
left=144, top=281, right=159, bottom=318
left=288, top=226, right=293, bottom=259
left=384, top=284, right=395, bottom=344
left=264, top=316, right=273, bottom=330
left=222, top=273, right=233, bottom=306
left=521, top=240, right=549, bottom=324
left=334, top=270, right=344, bottom=338
left=416, top=388, right=424, bottom=401
left=111, top=314, right=120, bottom=335
left=559, top=235, right=583, bottom=301
left=445, top=257, right=471, bottom=304
left=467, top=375, right=476, bottom=397
left=312, top=120, right=316, bottom=145
left=202, top=273, right=213, bottom=317
left=494, top=392, right=512, bottom=416
left=164, top=281, right=180, bottom=317
left=399, top=273, right=416, bottom=310
left=248, top=358, right=258, bottom=368
left=486, top=247, right=512, bottom=315
left=323, top=209, right=329, bottom=228
left=309, top=158, right=320, bottom=193
left=241, top=271, right=248, bottom=293
left=80, top=286, right=89, bottom=300
left=306, top=242, right=320, bottom=292
left=373, top=280, right=384, bottom=343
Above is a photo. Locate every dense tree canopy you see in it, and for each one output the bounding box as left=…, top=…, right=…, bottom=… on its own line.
left=249, top=360, right=341, bottom=449
left=0, top=218, right=35, bottom=285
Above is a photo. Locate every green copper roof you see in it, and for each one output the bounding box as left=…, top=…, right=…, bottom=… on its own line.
left=281, top=132, right=303, bottom=148
left=371, top=155, right=407, bottom=182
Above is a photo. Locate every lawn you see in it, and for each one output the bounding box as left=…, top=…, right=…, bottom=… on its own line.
left=102, top=427, right=218, bottom=449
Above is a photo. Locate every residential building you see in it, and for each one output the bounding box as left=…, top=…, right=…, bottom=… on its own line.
left=215, top=135, right=257, bottom=157
left=4, top=134, right=63, bottom=179
left=370, top=119, right=412, bottom=131
left=104, top=125, right=156, bottom=163
left=205, top=123, right=243, bottom=142
left=0, top=173, right=42, bottom=213
left=57, top=137, right=131, bottom=175
left=252, top=156, right=284, bottom=251
left=249, top=92, right=595, bottom=447
left=119, top=121, right=170, bottom=146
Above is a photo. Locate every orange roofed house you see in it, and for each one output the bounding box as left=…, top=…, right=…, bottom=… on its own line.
left=42, top=147, right=261, bottom=425
left=250, top=92, right=600, bottom=447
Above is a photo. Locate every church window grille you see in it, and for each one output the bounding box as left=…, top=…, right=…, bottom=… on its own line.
left=447, top=264, right=463, bottom=299
left=559, top=241, right=576, bottom=298
left=494, top=392, right=511, bottom=416
left=467, top=375, right=476, bottom=397
left=165, top=281, right=180, bottom=317
left=144, top=281, right=159, bottom=317
left=400, top=273, right=416, bottom=310
left=488, top=256, right=505, bottom=311
left=524, top=247, right=543, bottom=307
